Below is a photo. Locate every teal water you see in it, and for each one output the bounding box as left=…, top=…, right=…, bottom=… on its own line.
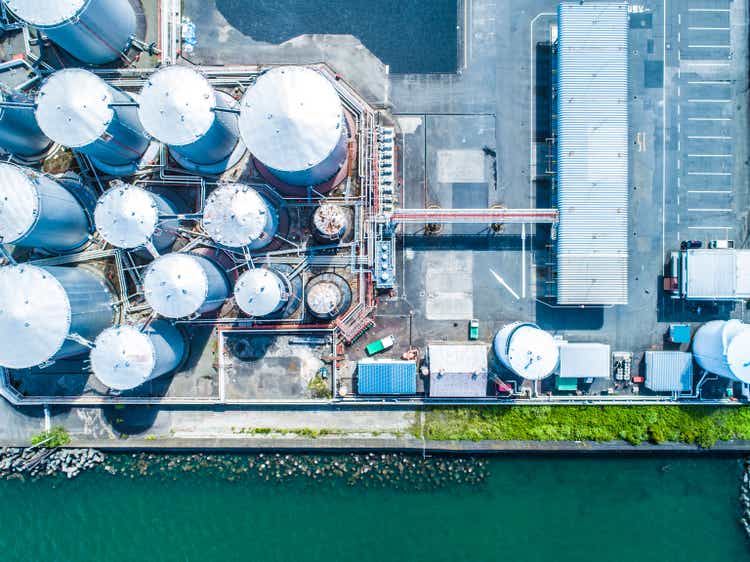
left=0, top=455, right=747, bottom=562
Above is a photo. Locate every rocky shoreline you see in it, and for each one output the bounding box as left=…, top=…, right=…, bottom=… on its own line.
left=0, top=447, right=104, bottom=480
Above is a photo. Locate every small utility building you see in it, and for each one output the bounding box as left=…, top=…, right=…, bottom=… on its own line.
left=428, top=344, right=488, bottom=398
left=357, top=360, right=417, bottom=395
left=645, top=351, right=693, bottom=393
left=683, top=249, right=750, bottom=300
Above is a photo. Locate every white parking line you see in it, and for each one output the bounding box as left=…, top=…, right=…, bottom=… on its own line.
left=687, top=190, right=732, bottom=194
left=688, top=208, right=732, bottom=212
left=688, top=117, right=731, bottom=121
left=687, top=135, right=731, bottom=139
left=687, top=171, right=731, bottom=176
left=688, top=44, right=731, bottom=48
left=688, top=226, right=733, bottom=230
left=687, top=8, right=730, bottom=12
left=687, top=80, right=731, bottom=85
left=687, top=154, right=732, bottom=157
left=687, top=99, right=731, bottom=103
left=688, top=27, right=730, bottom=31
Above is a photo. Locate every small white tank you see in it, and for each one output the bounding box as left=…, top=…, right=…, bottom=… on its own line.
left=201, top=183, right=278, bottom=250
left=493, top=322, right=559, bottom=380
left=234, top=268, right=288, bottom=317
left=693, top=320, right=750, bottom=383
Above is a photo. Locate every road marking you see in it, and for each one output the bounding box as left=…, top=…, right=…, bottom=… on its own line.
left=637, top=131, right=646, bottom=151
left=687, top=154, right=732, bottom=157
left=687, top=190, right=731, bottom=194
left=688, top=44, right=731, bottom=49
left=687, top=135, right=731, bottom=139
left=489, top=269, right=520, bottom=300
left=688, top=208, right=732, bottom=212
left=687, top=99, right=731, bottom=103
left=688, top=27, right=730, bottom=31
left=688, top=117, right=731, bottom=121
left=687, top=80, right=731, bottom=84
left=683, top=61, right=730, bottom=66
left=688, top=171, right=731, bottom=175
left=688, top=8, right=730, bottom=12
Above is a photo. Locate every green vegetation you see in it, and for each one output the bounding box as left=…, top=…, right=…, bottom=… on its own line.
left=307, top=374, right=333, bottom=399
left=422, top=406, right=750, bottom=448
left=233, top=427, right=347, bottom=438
left=31, top=426, right=71, bottom=448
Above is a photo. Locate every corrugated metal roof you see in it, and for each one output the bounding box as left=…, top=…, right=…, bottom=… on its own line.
left=357, top=361, right=417, bottom=395
left=645, top=351, right=693, bottom=392
left=686, top=249, right=750, bottom=299
left=556, top=3, right=629, bottom=305
left=559, top=343, right=611, bottom=379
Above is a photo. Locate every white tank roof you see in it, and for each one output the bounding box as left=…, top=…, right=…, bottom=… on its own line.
left=143, top=253, right=209, bottom=318
left=235, top=268, right=284, bottom=317
left=722, top=321, right=750, bottom=381
left=36, top=69, right=114, bottom=148
left=239, top=66, right=344, bottom=173
left=307, top=281, right=341, bottom=316
left=90, top=325, right=156, bottom=390
left=202, top=184, right=268, bottom=248
left=138, top=66, right=217, bottom=146
left=4, top=0, right=85, bottom=27
left=0, top=164, right=38, bottom=243
left=94, top=184, right=159, bottom=249
left=0, top=265, right=70, bottom=369
left=505, top=325, right=559, bottom=380
left=313, top=204, right=348, bottom=237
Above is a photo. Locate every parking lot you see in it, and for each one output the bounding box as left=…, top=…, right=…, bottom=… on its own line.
left=666, top=0, right=749, bottom=249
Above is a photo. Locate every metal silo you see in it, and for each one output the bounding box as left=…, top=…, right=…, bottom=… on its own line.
left=234, top=267, right=289, bottom=317
left=95, top=181, right=177, bottom=251
left=138, top=65, right=243, bottom=173
left=3, top=0, right=136, bottom=65
left=143, top=253, right=230, bottom=319
left=693, top=320, right=750, bottom=383
left=0, top=163, right=90, bottom=252
left=305, top=273, right=352, bottom=321
left=201, top=183, right=278, bottom=250
left=311, top=204, right=352, bottom=243
left=493, top=322, right=560, bottom=380
left=239, top=66, right=350, bottom=187
left=90, top=320, right=186, bottom=391
left=0, top=264, right=114, bottom=369
left=35, top=69, right=150, bottom=175
left=0, top=89, right=51, bottom=158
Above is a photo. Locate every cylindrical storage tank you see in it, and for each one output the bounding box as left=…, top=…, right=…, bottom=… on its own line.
left=143, top=253, right=230, bottom=319
left=90, top=320, right=186, bottom=391
left=3, top=0, right=136, bottom=65
left=0, top=264, right=114, bottom=369
left=493, top=322, right=559, bottom=380
left=138, top=65, right=242, bottom=170
left=693, top=320, right=750, bottom=383
left=305, top=273, right=352, bottom=321
left=311, top=203, right=352, bottom=243
left=239, top=66, right=349, bottom=187
left=201, top=183, right=278, bottom=250
left=0, top=90, right=51, bottom=158
left=94, top=182, right=177, bottom=251
left=0, top=163, right=90, bottom=251
left=35, top=69, right=150, bottom=173
left=234, top=267, right=289, bottom=317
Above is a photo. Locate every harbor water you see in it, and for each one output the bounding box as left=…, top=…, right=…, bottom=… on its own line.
left=0, top=454, right=747, bottom=561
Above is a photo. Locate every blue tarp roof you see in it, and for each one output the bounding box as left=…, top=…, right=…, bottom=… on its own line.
left=357, top=361, right=417, bottom=395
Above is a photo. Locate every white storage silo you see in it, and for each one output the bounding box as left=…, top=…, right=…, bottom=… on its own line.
left=94, top=182, right=177, bottom=251
left=3, top=0, right=136, bottom=65
left=0, top=89, right=51, bottom=158
left=493, top=322, right=559, bottom=380
left=143, top=253, right=230, bottom=319
left=239, top=66, right=350, bottom=188
left=201, top=183, right=278, bottom=250
left=311, top=204, right=352, bottom=243
left=90, top=320, right=187, bottom=391
left=138, top=65, right=243, bottom=173
left=35, top=69, right=151, bottom=175
left=234, top=268, right=289, bottom=317
left=0, top=163, right=91, bottom=252
left=0, top=264, right=114, bottom=369
left=693, top=320, right=750, bottom=383
left=305, top=273, right=352, bottom=321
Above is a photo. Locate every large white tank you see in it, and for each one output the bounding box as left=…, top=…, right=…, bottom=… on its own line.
left=35, top=69, right=150, bottom=175
left=90, top=320, right=186, bottom=391
left=493, top=322, right=559, bottom=380
left=239, top=66, right=349, bottom=188
left=138, top=65, right=243, bottom=172
left=3, top=0, right=136, bottom=65
left=0, top=264, right=114, bottom=369
left=143, top=253, right=229, bottom=319
left=0, top=163, right=91, bottom=252
left=201, top=183, right=278, bottom=250
left=94, top=182, right=178, bottom=251
left=693, top=320, right=750, bottom=383
left=234, top=268, right=289, bottom=317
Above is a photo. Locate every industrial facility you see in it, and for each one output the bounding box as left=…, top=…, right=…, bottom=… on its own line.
left=0, top=0, right=748, bottom=412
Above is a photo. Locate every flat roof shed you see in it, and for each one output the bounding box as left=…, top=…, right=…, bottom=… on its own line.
left=645, top=351, right=693, bottom=393
left=556, top=2, right=629, bottom=305
left=428, top=344, right=488, bottom=398
left=559, top=343, right=611, bottom=379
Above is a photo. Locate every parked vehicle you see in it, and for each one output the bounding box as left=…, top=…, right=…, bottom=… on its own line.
left=468, top=319, right=479, bottom=340
left=680, top=240, right=702, bottom=250
left=365, top=335, right=395, bottom=356
left=708, top=239, right=734, bottom=249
